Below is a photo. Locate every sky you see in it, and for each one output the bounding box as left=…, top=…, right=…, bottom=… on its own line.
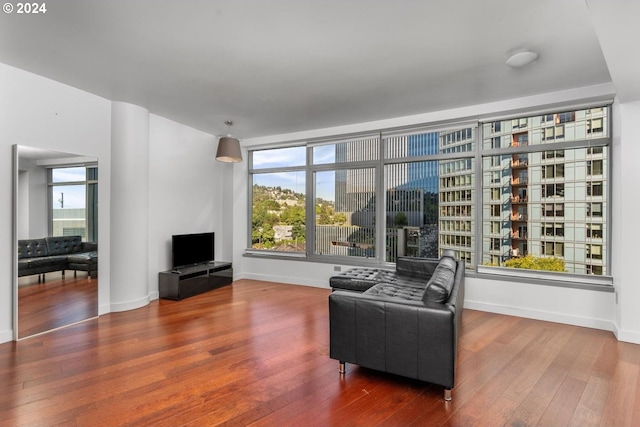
left=252, top=146, right=336, bottom=200
left=52, top=167, right=86, bottom=209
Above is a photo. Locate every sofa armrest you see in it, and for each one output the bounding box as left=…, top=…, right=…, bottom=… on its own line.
left=329, top=290, right=457, bottom=389
left=81, top=242, right=98, bottom=252
left=395, top=256, right=439, bottom=279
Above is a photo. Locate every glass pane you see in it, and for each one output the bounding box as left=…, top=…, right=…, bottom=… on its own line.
left=252, top=146, right=306, bottom=169
left=251, top=172, right=306, bottom=251
left=385, top=159, right=475, bottom=265
left=482, top=147, right=607, bottom=274
left=312, top=136, right=379, bottom=164
left=51, top=184, right=87, bottom=238
left=385, top=127, right=474, bottom=160
left=482, top=107, right=608, bottom=149
left=52, top=166, right=86, bottom=183
left=314, top=169, right=375, bottom=258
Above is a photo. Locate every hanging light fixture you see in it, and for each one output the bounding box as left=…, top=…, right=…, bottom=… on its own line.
left=216, top=120, right=243, bottom=163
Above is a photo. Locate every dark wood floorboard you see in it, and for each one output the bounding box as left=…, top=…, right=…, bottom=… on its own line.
left=1, top=279, right=639, bottom=426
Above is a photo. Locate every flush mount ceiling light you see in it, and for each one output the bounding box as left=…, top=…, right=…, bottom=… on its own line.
left=505, top=50, right=538, bottom=68
left=216, top=120, right=243, bottom=163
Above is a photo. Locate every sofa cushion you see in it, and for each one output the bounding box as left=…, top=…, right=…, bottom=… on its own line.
left=364, top=282, right=425, bottom=304
left=46, top=236, right=84, bottom=256
left=18, top=238, right=49, bottom=259
left=67, top=251, right=98, bottom=265
left=423, top=264, right=456, bottom=303
left=25, top=255, right=68, bottom=269
left=330, top=268, right=384, bottom=292
left=396, top=256, right=438, bottom=279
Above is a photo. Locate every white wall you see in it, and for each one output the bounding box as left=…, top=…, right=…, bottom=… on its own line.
left=0, top=63, right=230, bottom=343
left=612, top=100, right=640, bottom=343
left=147, top=114, right=227, bottom=296
left=233, top=83, right=639, bottom=341
left=17, top=159, right=47, bottom=239
left=0, top=62, right=112, bottom=341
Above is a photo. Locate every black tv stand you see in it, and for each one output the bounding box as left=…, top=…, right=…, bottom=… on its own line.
left=159, top=261, right=232, bottom=300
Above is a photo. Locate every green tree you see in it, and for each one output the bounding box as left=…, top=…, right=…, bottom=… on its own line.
left=503, top=255, right=565, bottom=272
left=394, top=212, right=408, bottom=227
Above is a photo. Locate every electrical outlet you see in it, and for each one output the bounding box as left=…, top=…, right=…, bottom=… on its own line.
left=334, top=266, right=342, bottom=272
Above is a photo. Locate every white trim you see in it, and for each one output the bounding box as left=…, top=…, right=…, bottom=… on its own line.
left=236, top=272, right=330, bottom=289
left=110, top=295, right=150, bottom=312
left=464, top=300, right=614, bottom=333
left=612, top=321, right=640, bottom=344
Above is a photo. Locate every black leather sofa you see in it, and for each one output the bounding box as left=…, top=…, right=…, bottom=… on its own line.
left=329, top=251, right=465, bottom=400
left=18, top=236, right=98, bottom=281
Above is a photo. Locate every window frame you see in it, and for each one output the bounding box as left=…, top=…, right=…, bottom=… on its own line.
left=246, top=105, right=613, bottom=290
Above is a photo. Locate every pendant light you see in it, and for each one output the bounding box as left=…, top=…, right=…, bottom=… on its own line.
left=216, top=120, right=243, bottom=163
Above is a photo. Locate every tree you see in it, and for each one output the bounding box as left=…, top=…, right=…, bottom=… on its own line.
left=394, top=212, right=408, bottom=227
left=503, top=255, right=565, bottom=272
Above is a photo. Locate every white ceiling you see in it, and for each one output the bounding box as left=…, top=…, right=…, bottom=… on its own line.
left=0, top=0, right=635, bottom=139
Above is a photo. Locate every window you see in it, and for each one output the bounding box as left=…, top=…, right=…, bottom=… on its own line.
left=588, top=160, right=604, bottom=176
left=586, top=244, right=603, bottom=260
left=587, top=223, right=603, bottom=239
left=542, top=241, right=564, bottom=257
left=250, top=146, right=306, bottom=252
left=587, top=182, right=603, bottom=197
left=248, top=106, right=611, bottom=283
left=481, top=107, right=609, bottom=275
left=543, top=183, right=565, bottom=198
left=315, top=168, right=375, bottom=259
left=48, top=165, right=98, bottom=242
left=544, top=164, right=564, bottom=179
left=385, top=129, right=475, bottom=264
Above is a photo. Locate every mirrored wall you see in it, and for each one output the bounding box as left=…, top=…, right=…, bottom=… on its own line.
left=13, top=145, right=99, bottom=339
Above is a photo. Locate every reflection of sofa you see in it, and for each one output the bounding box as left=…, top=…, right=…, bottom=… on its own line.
left=329, top=251, right=465, bottom=401
left=18, top=236, right=98, bottom=281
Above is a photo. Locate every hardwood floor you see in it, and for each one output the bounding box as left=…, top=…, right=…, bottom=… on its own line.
left=1, top=279, right=639, bottom=426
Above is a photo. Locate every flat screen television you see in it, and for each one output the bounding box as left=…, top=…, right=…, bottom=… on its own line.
left=172, top=232, right=215, bottom=269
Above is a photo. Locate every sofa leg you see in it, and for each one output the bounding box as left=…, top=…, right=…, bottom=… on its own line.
left=444, top=389, right=452, bottom=401
left=339, top=362, right=346, bottom=374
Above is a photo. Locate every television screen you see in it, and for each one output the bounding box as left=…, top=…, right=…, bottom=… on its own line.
left=172, top=232, right=214, bottom=268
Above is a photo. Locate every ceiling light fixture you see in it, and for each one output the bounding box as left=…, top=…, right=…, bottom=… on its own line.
left=216, top=120, right=243, bottom=163
left=505, top=50, right=538, bottom=68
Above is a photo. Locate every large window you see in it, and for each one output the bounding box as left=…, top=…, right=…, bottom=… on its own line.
left=481, top=107, right=609, bottom=275
left=250, top=147, right=306, bottom=252
left=248, top=105, right=610, bottom=283
left=49, top=165, right=98, bottom=241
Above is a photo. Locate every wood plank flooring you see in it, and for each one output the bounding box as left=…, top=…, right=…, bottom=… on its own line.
left=1, top=279, right=639, bottom=426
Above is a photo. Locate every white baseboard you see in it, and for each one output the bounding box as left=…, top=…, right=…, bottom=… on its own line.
left=611, top=321, right=640, bottom=344
left=464, top=300, right=615, bottom=333
left=235, top=272, right=330, bottom=289
left=110, top=294, right=151, bottom=312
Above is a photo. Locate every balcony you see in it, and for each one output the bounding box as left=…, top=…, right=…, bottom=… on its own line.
left=511, top=213, right=528, bottom=221
left=510, top=195, right=528, bottom=204
left=511, top=159, right=529, bottom=169
left=511, top=178, right=528, bottom=186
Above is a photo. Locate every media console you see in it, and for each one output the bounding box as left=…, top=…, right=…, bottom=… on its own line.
left=159, top=261, right=232, bottom=300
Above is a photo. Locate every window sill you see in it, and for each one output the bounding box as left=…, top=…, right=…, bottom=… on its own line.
left=473, top=265, right=614, bottom=292
left=242, top=250, right=614, bottom=293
